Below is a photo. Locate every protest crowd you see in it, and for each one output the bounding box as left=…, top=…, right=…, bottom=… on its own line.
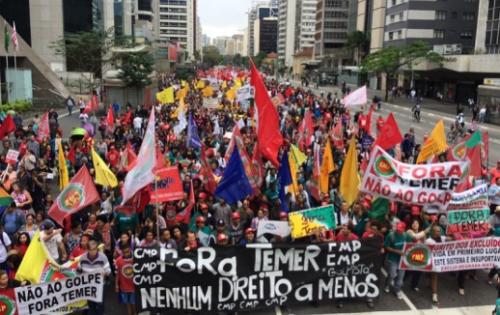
left=0, top=62, right=498, bottom=315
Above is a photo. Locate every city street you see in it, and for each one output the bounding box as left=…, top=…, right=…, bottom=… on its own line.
left=53, top=98, right=499, bottom=315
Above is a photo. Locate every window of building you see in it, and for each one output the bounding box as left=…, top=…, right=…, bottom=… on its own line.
left=390, top=14, right=395, bottom=23
left=451, top=11, right=457, bottom=19
left=460, top=31, right=473, bottom=39
left=399, top=12, right=404, bottom=20
left=436, top=11, right=447, bottom=20
left=434, top=29, right=445, bottom=38
left=462, top=12, right=475, bottom=21
left=389, top=31, right=394, bottom=40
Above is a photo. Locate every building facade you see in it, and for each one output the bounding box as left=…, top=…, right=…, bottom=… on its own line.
left=314, top=0, right=357, bottom=60
left=277, top=0, right=317, bottom=67
left=156, top=0, right=198, bottom=60
left=357, top=0, right=386, bottom=52
left=384, top=0, right=479, bottom=54
left=247, top=2, right=275, bottom=56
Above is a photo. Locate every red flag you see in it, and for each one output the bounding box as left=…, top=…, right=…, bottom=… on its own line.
left=307, top=144, right=322, bottom=201
left=115, top=188, right=150, bottom=215
left=37, top=112, right=50, bottom=141
left=250, top=60, right=283, bottom=167
left=176, top=180, right=195, bottom=225
left=251, top=146, right=265, bottom=188
left=466, top=145, right=482, bottom=178
left=364, top=108, right=373, bottom=136
left=83, top=95, right=99, bottom=114
left=298, top=110, right=314, bottom=151
left=331, top=120, right=344, bottom=149
left=48, top=166, right=100, bottom=226
left=0, top=115, right=16, bottom=138
left=482, top=131, right=489, bottom=162
left=154, top=145, right=166, bottom=170
left=200, top=145, right=217, bottom=194
left=122, top=110, right=132, bottom=126
left=106, top=107, right=114, bottom=132
left=373, top=113, right=403, bottom=150
left=125, top=142, right=138, bottom=171
left=67, top=146, right=76, bottom=166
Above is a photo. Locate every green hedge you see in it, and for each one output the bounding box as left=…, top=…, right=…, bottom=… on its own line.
left=0, top=100, right=33, bottom=112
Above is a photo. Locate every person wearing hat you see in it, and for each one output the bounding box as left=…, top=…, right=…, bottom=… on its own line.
left=489, top=177, right=500, bottom=215
left=213, top=199, right=232, bottom=228
left=228, top=212, right=244, bottom=245
left=384, top=222, right=412, bottom=299
left=240, top=228, right=256, bottom=246
left=216, top=233, right=229, bottom=246
left=40, top=219, right=67, bottom=263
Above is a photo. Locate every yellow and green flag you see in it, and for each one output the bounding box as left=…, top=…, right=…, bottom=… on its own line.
left=91, top=148, right=118, bottom=188
left=340, top=137, right=360, bottom=206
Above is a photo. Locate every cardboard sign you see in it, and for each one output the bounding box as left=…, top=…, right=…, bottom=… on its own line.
left=6, top=149, right=19, bottom=165
left=150, top=167, right=184, bottom=203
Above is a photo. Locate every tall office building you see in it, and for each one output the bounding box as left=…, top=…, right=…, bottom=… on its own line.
left=357, top=0, right=386, bottom=52
left=156, top=0, right=198, bottom=60
left=277, top=0, right=317, bottom=67
left=384, top=0, right=479, bottom=54
left=314, top=0, right=357, bottom=60
left=475, top=0, right=500, bottom=53
left=247, top=2, right=278, bottom=56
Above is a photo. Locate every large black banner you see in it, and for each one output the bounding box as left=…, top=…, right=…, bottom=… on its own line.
left=133, top=240, right=383, bottom=313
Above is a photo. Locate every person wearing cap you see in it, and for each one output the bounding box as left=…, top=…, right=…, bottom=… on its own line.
left=251, top=207, right=269, bottom=230
left=240, top=228, right=256, bottom=246
left=489, top=177, right=500, bottom=215
left=40, top=220, right=67, bottom=263
left=216, top=233, right=229, bottom=246
left=78, top=238, right=111, bottom=315
left=384, top=221, right=412, bottom=299
left=213, top=199, right=232, bottom=228
left=228, top=212, right=244, bottom=245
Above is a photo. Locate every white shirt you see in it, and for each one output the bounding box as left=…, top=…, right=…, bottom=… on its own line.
left=133, top=117, right=142, bottom=129
left=41, top=230, right=63, bottom=260
left=0, top=232, right=12, bottom=263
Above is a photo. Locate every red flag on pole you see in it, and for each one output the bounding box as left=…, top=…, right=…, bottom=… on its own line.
left=373, top=113, right=403, bottom=150
left=176, top=180, right=195, bottom=225
left=331, top=119, right=344, bottom=149
left=298, top=110, right=314, bottom=151
left=48, top=166, right=100, bottom=226
left=0, top=115, right=16, bottom=138
left=106, top=106, right=114, bottom=132
left=250, top=59, right=283, bottom=167
left=36, top=112, right=50, bottom=142
left=200, top=145, right=217, bottom=194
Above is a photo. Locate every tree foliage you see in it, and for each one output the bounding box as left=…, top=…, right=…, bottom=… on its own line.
left=361, top=41, right=445, bottom=100
left=253, top=51, right=268, bottom=68
left=202, top=46, right=222, bottom=67
left=117, top=52, right=154, bottom=88
left=345, top=31, right=370, bottom=65
left=51, top=28, right=115, bottom=79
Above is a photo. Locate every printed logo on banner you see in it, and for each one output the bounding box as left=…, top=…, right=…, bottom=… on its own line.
left=402, top=244, right=432, bottom=270
left=57, top=183, right=85, bottom=212
left=0, top=294, right=16, bottom=315
left=374, top=155, right=395, bottom=178
left=122, top=263, right=134, bottom=279
left=452, top=142, right=466, bottom=160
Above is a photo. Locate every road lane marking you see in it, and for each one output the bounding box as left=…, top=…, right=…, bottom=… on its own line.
left=381, top=268, right=417, bottom=311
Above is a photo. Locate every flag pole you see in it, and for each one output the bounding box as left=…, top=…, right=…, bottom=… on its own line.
left=4, top=53, right=8, bottom=103
left=155, top=176, right=160, bottom=242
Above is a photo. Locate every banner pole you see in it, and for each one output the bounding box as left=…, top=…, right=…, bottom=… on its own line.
left=155, top=178, right=160, bottom=242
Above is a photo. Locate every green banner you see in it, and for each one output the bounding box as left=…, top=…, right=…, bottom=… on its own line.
left=288, top=204, right=336, bottom=238
left=447, top=209, right=490, bottom=225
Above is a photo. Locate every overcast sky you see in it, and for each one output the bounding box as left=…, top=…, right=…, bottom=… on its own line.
left=198, top=0, right=253, bottom=38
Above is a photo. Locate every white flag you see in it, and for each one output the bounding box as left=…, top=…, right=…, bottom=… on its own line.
left=121, top=110, right=156, bottom=205
left=173, top=108, right=187, bottom=136
left=257, top=220, right=291, bottom=238
left=343, top=85, right=367, bottom=109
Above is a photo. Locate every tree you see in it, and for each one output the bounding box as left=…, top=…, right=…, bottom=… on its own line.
left=232, top=53, right=242, bottom=66
left=345, top=31, right=370, bottom=65
left=253, top=51, right=267, bottom=68
left=51, top=28, right=115, bottom=81
left=117, top=52, right=154, bottom=88
left=361, top=41, right=445, bottom=101
left=202, top=46, right=222, bottom=67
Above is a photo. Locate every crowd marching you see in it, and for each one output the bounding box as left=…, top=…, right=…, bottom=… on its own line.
left=0, top=62, right=498, bottom=315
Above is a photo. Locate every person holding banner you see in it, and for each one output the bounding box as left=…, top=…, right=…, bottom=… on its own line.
left=384, top=222, right=412, bottom=299
left=425, top=224, right=448, bottom=304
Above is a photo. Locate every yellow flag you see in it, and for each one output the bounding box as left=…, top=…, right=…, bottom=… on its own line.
left=288, top=144, right=307, bottom=195
left=416, top=119, right=448, bottom=163
left=91, top=148, right=118, bottom=187
left=234, top=78, right=242, bottom=88
left=340, top=137, right=360, bottom=206
left=176, top=86, right=189, bottom=101
left=202, top=86, right=214, bottom=97
left=57, top=139, right=69, bottom=190
left=226, top=86, right=237, bottom=101
left=171, top=98, right=186, bottom=119
left=16, top=232, right=52, bottom=284
left=320, top=140, right=335, bottom=194
left=196, top=80, right=205, bottom=89
left=165, top=86, right=175, bottom=104
left=221, top=80, right=227, bottom=89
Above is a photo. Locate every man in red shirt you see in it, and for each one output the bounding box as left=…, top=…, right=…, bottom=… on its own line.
left=106, top=145, right=120, bottom=169
left=115, top=243, right=135, bottom=315
left=490, top=160, right=500, bottom=184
